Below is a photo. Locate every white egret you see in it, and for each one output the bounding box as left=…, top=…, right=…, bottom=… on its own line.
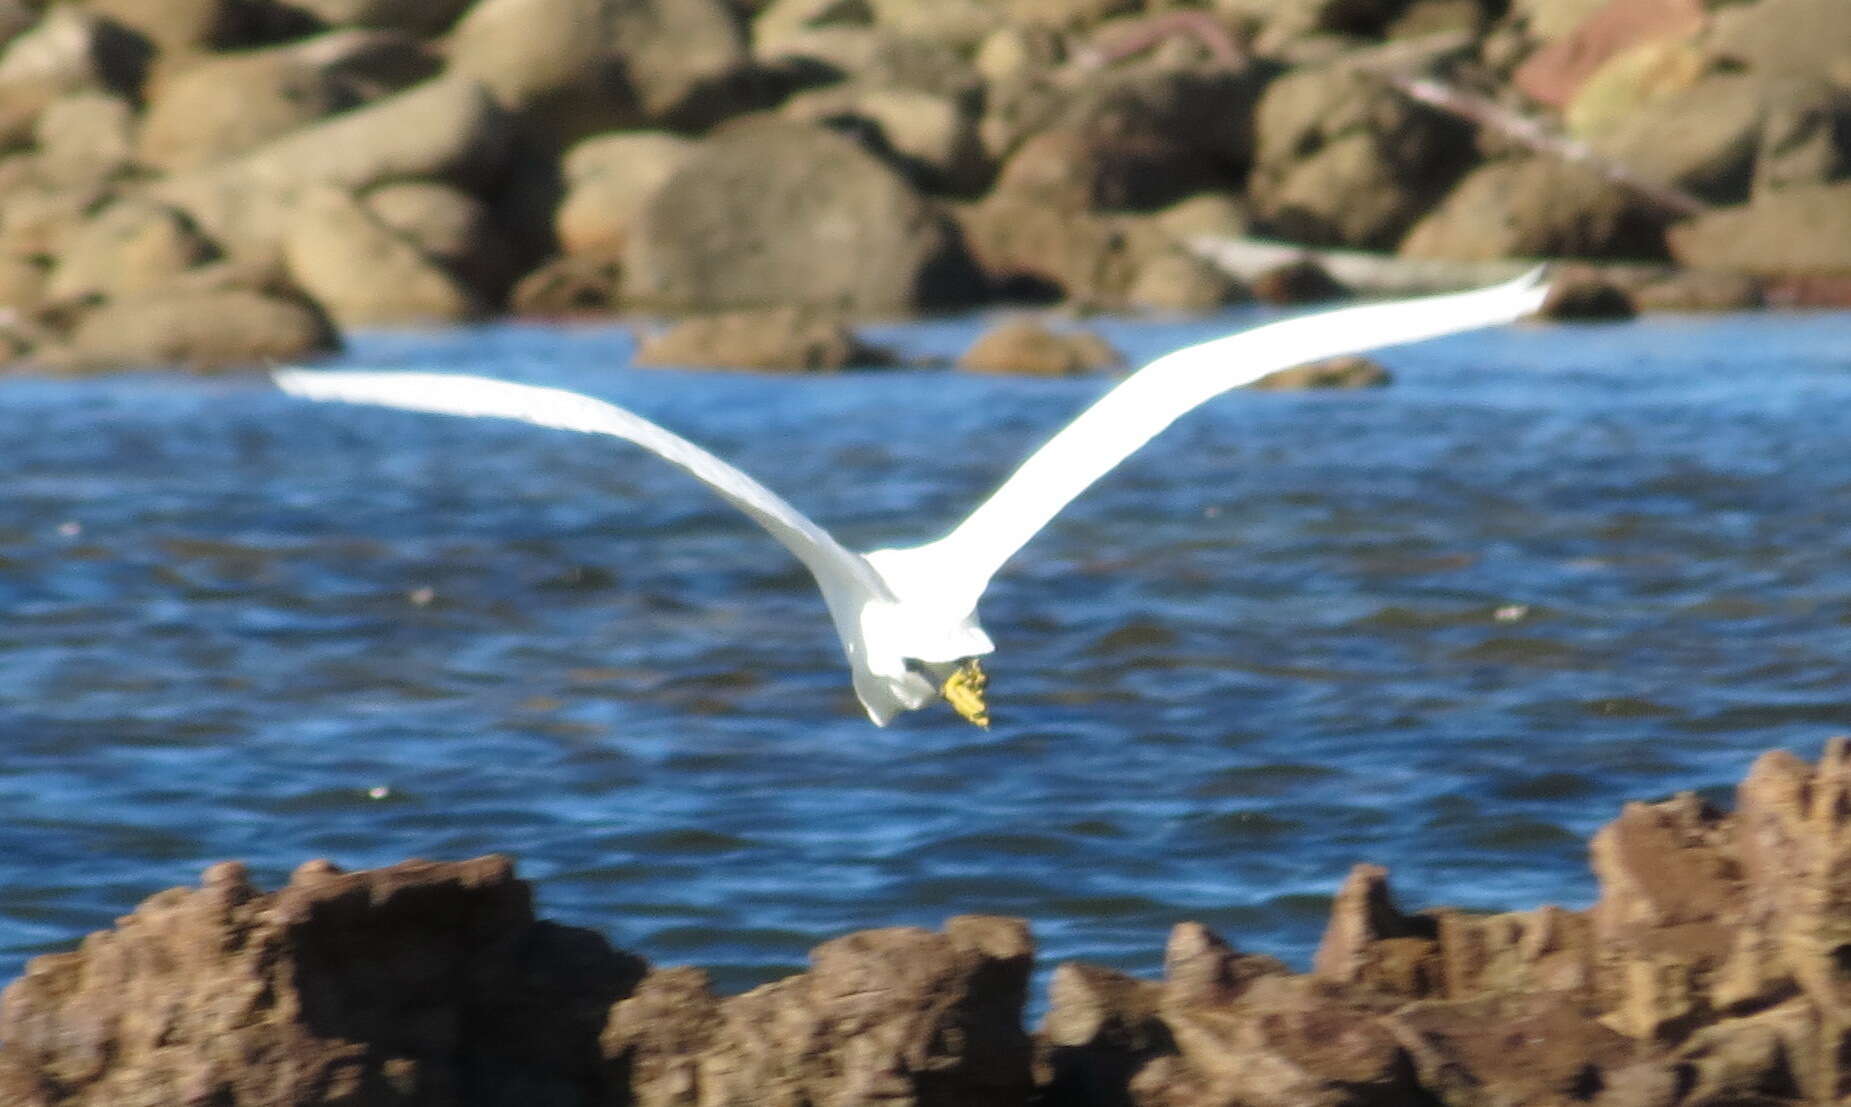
left=275, top=270, right=1549, bottom=727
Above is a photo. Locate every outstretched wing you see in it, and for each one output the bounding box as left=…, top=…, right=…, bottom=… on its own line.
left=273, top=370, right=887, bottom=599
left=869, top=269, right=1552, bottom=613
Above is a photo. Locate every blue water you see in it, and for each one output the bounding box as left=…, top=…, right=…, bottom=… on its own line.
left=2, top=307, right=1848, bottom=998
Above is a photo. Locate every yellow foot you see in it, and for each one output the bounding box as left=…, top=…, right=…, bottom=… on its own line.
left=941, top=658, right=991, bottom=728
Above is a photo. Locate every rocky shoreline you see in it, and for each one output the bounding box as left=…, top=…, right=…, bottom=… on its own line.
left=5, top=740, right=1851, bottom=1105
left=0, top=0, right=1846, bottom=374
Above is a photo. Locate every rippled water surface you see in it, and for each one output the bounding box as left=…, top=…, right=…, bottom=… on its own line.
left=3, top=307, right=1849, bottom=996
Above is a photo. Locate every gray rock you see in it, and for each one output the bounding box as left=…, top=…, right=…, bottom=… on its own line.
left=623, top=120, right=982, bottom=313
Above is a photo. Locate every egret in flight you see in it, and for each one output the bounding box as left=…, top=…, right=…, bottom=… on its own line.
left=276, top=270, right=1548, bottom=727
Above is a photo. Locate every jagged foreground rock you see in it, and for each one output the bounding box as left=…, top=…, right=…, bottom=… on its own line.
left=7, top=742, right=1851, bottom=1106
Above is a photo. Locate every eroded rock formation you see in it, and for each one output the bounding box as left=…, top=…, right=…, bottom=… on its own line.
left=9, top=741, right=1851, bottom=1106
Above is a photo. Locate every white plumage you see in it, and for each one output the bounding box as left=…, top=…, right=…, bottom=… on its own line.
left=275, top=269, right=1550, bottom=726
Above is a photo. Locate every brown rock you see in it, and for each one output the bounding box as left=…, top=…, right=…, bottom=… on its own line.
left=1514, top=0, right=1707, bottom=109
left=53, top=289, right=338, bottom=372
left=1249, top=259, right=1346, bottom=304
left=511, top=251, right=624, bottom=317
left=1249, top=64, right=1473, bottom=249
left=556, top=131, right=698, bottom=257
left=0, top=6, right=149, bottom=149
left=1398, top=158, right=1670, bottom=262
left=1163, top=974, right=1423, bottom=1107
left=137, top=30, right=439, bottom=172
left=1667, top=184, right=1851, bottom=276
left=0, top=856, right=646, bottom=1105
left=955, top=197, right=1150, bottom=306
left=1705, top=0, right=1851, bottom=84
left=781, top=83, right=990, bottom=194
left=31, top=91, right=133, bottom=187
left=1127, top=249, right=1247, bottom=313
left=447, top=0, right=758, bottom=142
left=982, top=66, right=1260, bottom=209
left=632, top=917, right=1035, bottom=1107
left=958, top=317, right=1121, bottom=376
left=0, top=253, right=44, bottom=309
left=363, top=180, right=515, bottom=301
left=865, top=0, right=1008, bottom=50
left=46, top=199, right=219, bottom=302
left=623, top=121, right=983, bottom=313
left=599, top=966, right=724, bottom=1107
left=1393, top=991, right=1639, bottom=1106
left=85, top=0, right=311, bottom=55
left=1257, top=365, right=1399, bottom=405
left=155, top=76, right=512, bottom=270
left=1583, top=75, right=1851, bottom=206
left=0, top=182, right=105, bottom=263
left=1043, top=962, right=1173, bottom=1107
left=1539, top=272, right=1639, bottom=320
left=285, top=0, right=476, bottom=34
left=634, top=307, right=899, bottom=371
left=1628, top=269, right=1763, bottom=312
left=284, top=187, right=482, bottom=326
left=1311, top=864, right=1438, bottom=991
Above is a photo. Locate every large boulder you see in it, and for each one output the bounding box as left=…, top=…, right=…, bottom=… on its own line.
left=981, top=64, right=1259, bottom=199
left=622, top=121, right=983, bottom=313
left=603, top=916, right=1035, bottom=1107
left=154, top=76, right=512, bottom=269
left=1579, top=73, right=1851, bottom=205
left=1248, top=63, right=1473, bottom=249
left=362, top=180, right=515, bottom=300
left=0, top=857, right=644, bottom=1104
left=283, top=187, right=483, bottom=326
left=1398, top=157, right=1669, bottom=261
left=446, top=0, right=758, bottom=142
left=555, top=130, right=697, bottom=256
left=45, top=199, right=219, bottom=302
left=1667, top=183, right=1851, bottom=276
left=634, top=307, right=899, bottom=371
left=54, top=288, right=338, bottom=372
left=137, top=30, right=439, bottom=171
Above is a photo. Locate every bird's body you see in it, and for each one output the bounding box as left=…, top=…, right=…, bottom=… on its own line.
left=276, top=270, right=1550, bottom=726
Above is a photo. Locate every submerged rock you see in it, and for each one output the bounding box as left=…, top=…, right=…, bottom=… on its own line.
left=957, top=317, right=1121, bottom=376
left=634, top=307, right=900, bottom=371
